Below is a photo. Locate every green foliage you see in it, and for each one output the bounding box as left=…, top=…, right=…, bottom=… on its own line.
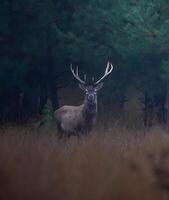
left=161, top=59, right=169, bottom=82
left=37, top=98, right=54, bottom=128
left=0, top=0, right=169, bottom=123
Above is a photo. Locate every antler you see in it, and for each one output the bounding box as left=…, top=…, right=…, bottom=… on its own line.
left=94, top=61, right=114, bottom=85
left=70, top=64, right=86, bottom=84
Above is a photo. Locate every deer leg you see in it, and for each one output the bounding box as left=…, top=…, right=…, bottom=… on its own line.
left=56, top=122, right=64, bottom=139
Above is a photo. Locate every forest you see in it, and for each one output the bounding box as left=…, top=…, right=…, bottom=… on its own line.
left=1, top=0, right=169, bottom=127
left=2, top=1, right=169, bottom=200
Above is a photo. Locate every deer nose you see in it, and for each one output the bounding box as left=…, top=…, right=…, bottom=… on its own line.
left=88, top=94, right=94, bottom=101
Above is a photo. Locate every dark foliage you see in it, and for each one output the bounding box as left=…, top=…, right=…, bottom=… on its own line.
left=0, top=0, right=169, bottom=126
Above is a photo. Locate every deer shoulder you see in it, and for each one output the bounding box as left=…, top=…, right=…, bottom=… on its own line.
left=54, top=105, right=85, bottom=132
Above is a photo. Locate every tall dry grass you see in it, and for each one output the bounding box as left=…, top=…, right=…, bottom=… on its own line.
left=0, top=126, right=169, bottom=200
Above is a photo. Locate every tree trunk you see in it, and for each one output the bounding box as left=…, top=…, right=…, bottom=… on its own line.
left=46, top=28, right=60, bottom=111
left=39, top=92, right=48, bottom=114
left=166, top=82, right=169, bottom=131
left=144, top=92, right=149, bottom=127
left=148, top=98, right=154, bottom=127
left=50, top=85, right=59, bottom=111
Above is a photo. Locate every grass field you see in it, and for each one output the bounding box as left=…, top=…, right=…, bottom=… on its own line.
left=0, top=125, right=169, bottom=200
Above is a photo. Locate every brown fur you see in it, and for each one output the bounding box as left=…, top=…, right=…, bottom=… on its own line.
left=54, top=100, right=98, bottom=137
left=54, top=105, right=85, bottom=137
left=54, top=62, right=113, bottom=137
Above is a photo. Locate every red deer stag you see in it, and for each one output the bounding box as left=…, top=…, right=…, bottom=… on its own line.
left=54, top=62, right=114, bottom=137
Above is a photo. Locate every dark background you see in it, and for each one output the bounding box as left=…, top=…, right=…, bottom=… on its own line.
left=0, top=0, right=169, bottom=127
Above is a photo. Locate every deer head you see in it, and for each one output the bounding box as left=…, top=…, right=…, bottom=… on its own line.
left=70, top=62, right=114, bottom=105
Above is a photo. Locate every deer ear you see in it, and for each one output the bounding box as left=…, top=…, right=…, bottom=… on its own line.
left=95, top=82, right=103, bottom=91
left=79, top=83, right=87, bottom=91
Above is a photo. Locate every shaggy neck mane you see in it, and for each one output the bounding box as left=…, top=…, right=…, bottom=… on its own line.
left=83, top=98, right=97, bottom=121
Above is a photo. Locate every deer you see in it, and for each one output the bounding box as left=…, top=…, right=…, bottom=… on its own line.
left=54, top=62, right=114, bottom=138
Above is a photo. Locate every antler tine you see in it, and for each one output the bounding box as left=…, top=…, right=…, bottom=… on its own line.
left=70, top=64, right=86, bottom=84
left=94, top=61, right=114, bottom=85
left=76, top=66, right=79, bottom=76
left=84, top=74, right=87, bottom=81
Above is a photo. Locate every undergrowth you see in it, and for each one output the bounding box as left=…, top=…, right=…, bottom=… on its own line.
left=0, top=126, right=168, bottom=200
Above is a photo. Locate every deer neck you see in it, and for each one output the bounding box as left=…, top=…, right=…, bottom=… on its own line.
left=83, top=97, right=97, bottom=122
